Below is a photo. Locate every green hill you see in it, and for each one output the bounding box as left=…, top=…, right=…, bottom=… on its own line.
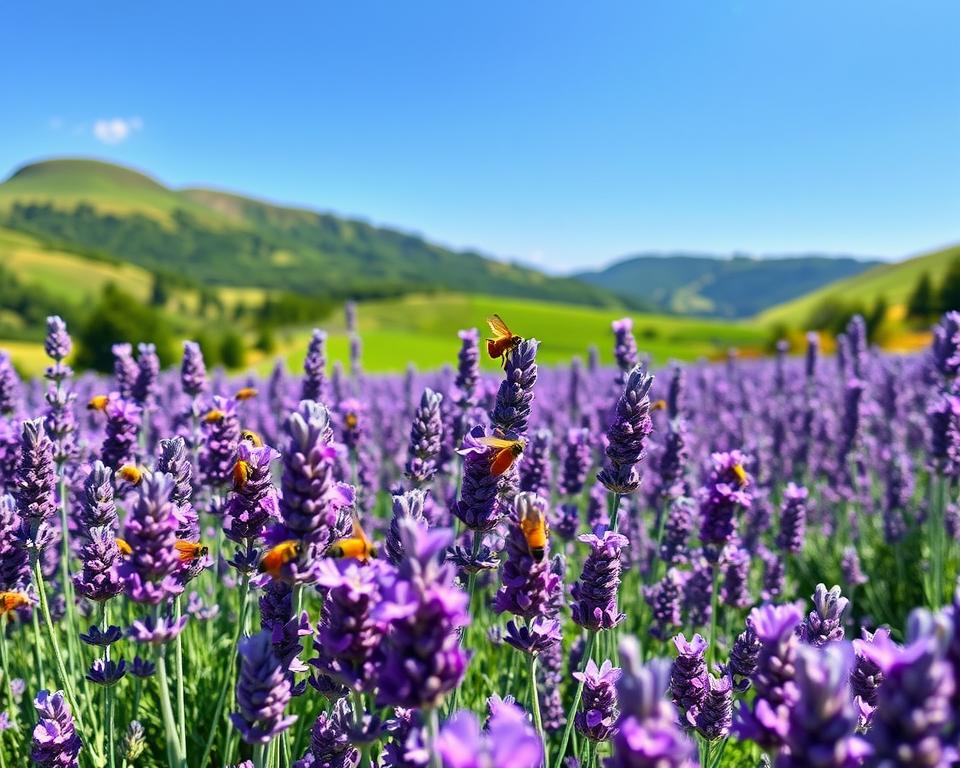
left=0, top=158, right=625, bottom=308
left=759, top=242, right=960, bottom=326
left=575, top=252, right=879, bottom=318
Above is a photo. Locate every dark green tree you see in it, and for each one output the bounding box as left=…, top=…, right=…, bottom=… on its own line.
left=907, top=272, right=935, bottom=320
left=220, top=331, right=245, bottom=369
left=940, top=258, right=960, bottom=313
left=150, top=272, right=170, bottom=307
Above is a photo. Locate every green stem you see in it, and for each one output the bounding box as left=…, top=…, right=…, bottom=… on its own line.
left=30, top=605, right=47, bottom=692
left=0, top=622, right=18, bottom=729
left=428, top=708, right=442, bottom=768
left=102, top=603, right=116, bottom=768
left=529, top=655, right=548, bottom=768
left=200, top=573, right=251, bottom=768
left=253, top=742, right=268, bottom=768
left=556, top=631, right=596, bottom=763
left=156, top=650, right=184, bottom=767
left=31, top=559, right=83, bottom=731
left=174, top=597, right=187, bottom=759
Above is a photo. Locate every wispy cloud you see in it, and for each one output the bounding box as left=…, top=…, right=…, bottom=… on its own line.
left=92, top=116, right=144, bottom=145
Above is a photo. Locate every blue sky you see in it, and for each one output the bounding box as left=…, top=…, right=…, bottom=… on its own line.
left=1, top=1, right=957, bottom=272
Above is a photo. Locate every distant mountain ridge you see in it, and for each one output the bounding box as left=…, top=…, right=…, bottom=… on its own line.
left=0, top=158, right=625, bottom=308
left=575, top=252, right=880, bottom=318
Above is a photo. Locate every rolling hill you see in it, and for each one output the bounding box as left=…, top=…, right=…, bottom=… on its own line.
left=0, top=158, right=624, bottom=308
left=759, top=242, right=960, bottom=327
left=575, top=252, right=879, bottom=318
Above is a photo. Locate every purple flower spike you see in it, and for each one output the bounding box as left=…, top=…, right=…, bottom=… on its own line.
left=231, top=630, right=297, bottom=745
left=494, top=493, right=560, bottom=619
left=15, top=418, right=57, bottom=524
left=405, top=388, right=444, bottom=486
left=0, top=351, right=20, bottom=416
left=669, top=633, right=707, bottom=715
left=86, top=657, right=127, bottom=687
left=101, top=398, right=141, bottom=471
left=435, top=700, right=543, bottom=768
left=490, top=338, right=539, bottom=439
left=74, top=526, right=123, bottom=602
left=80, top=625, right=123, bottom=647
left=573, top=659, right=622, bottom=742
left=689, top=672, right=733, bottom=741
left=571, top=527, right=629, bottom=631
left=111, top=343, right=137, bottom=400
left=776, top=483, right=808, bottom=555
left=612, top=317, right=639, bottom=381
left=294, top=698, right=357, bottom=768
left=180, top=340, right=207, bottom=398
left=504, top=616, right=562, bottom=657
left=385, top=489, right=428, bottom=566
left=850, top=627, right=894, bottom=707
left=454, top=426, right=503, bottom=532
left=223, top=441, right=280, bottom=545
left=128, top=614, right=189, bottom=645
left=798, top=583, right=848, bottom=647
left=31, top=690, right=83, bottom=767
left=301, top=329, right=328, bottom=404
left=129, top=657, right=156, bottom=679
left=609, top=638, right=696, bottom=768
left=0, top=493, right=29, bottom=591
left=200, top=395, right=241, bottom=488
left=598, top=365, right=654, bottom=495
left=80, top=461, right=117, bottom=530
left=698, top=450, right=752, bottom=561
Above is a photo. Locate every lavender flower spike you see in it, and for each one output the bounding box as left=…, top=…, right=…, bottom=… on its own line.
left=14, top=418, right=57, bottom=524
left=435, top=700, right=543, bottom=768
left=571, top=527, right=629, bottom=631
left=798, top=583, right=849, bottom=647
left=31, top=690, right=83, bottom=768
left=598, top=364, right=654, bottom=495
left=230, top=630, right=297, bottom=744
left=180, top=340, right=207, bottom=398
left=404, top=388, right=444, bottom=486
left=573, top=659, right=622, bottom=742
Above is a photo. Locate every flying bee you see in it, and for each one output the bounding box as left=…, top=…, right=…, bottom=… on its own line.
left=258, top=540, right=301, bottom=578
left=0, top=591, right=31, bottom=616
left=116, top=465, right=144, bottom=485
left=732, top=463, right=750, bottom=488
left=652, top=399, right=667, bottom=412
left=87, top=394, right=110, bottom=412
left=232, top=459, right=251, bottom=490
left=240, top=429, right=264, bottom=447
left=519, top=502, right=549, bottom=563
left=485, top=314, right=523, bottom=367
left=203, top=409, right=225, bottom=424
left=234, top=387, right=259, bottom=401
left=174, top=540, right=209, bottom=564
left=115, top=538, right=133, bottom=556
left=477, top=436, right=526, bottom=477
left=326, top=512, right=376, bottom=561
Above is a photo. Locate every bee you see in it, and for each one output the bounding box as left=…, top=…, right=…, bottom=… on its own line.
left=240, top=429, right=264, bottom=447
left=732, top=463, right=750, bottom=488
left=0, top=591, right=31, bottom=616
left=652, top=399, right=667, bottom=412
left=258, top=540, right=301, bottom=578
left=203, top=409, right=225, bottom=424
left=343, top=411, right=359, bottom=431
left=326, top=512, right=376, bottom=561
left=87, top=394, right=110, bottom=412
left=174, top=540, right=209, bottom=564
left=485, top=314, right=523, bottom=366
left=235, top=387, right=259, bottom=401
left=232, top=459, right=251, bottom=490
left=519, top=502, right=549, bottom=563
left=115, top=538, right=133, bottom=556
left=116, top=465, right=144, bottom=485
left=477, top=436, right=526, bottom=477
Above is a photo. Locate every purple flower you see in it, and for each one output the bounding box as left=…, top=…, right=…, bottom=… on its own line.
left=735, top=603, right=803, bottom=749
left=44, top=316, right=72, bottom=370
left=121, top=721, right=145, bottom=761
left=85, top=657, right=127, bottom=687
left=503, top=616, right=562, bottom=657
left=776, top=483, right=808, bottom=554
left=73, top=527, right=123, bottom=602
left=727, top=617, right=761, bottom=692
left=200, top=396, right=241, bottom=488
left=101, top=398, right=141, bottom=471
left=230, top=630, right=297, bottom=745
left=569, top=526, right=628, bottom=631
left=490, top=338, right=539, bottom=438
left=644, top=568, right=684, bottom=641
left=669, top=633, right=707, bottom=716
left=435, top=701, right=543, bottom=768
left=519, top=428, right=553, bottom=500
left=132, top=342, right=159, bottom=408
left=0, top=493, right=29, bottom=591
left=302, top=329, right=328, bottom=404
left=111, top=343, right=138, bottom=400
left=156, top=437, right=197, bottom=540
left=223, top=441, right=280, bottom=544
left=454, top=426, right=503, bottom=532
left=404, top=388, right=444, bottom=486
left=776, top=645, right=868, bottom=768
left=698, top=450, right=751, bottom=561
left=374, top=518, right=468, bottom=709
left=598, top=365, right=654, bottom=495
left=720, top=542, right=751, bottom=609
left=30, top=690, right=83, bottom=768
left=80, top=624, right=123, bottom=647
left=294, top=698, right=358, bottom=768
left=180, top=340, right=207, bottom=398
left=0, top=351, right=20, bottom=415
left=574, top=659, right=622, bottom=742
left=841, top=546, right=868, bottom=588
left=494, top=493, right=560, bottom=619
left=612, top=317, right=639, bottom=380
left=609, top=639, right=696, bottom=768
left=128, top=614, right=188, bottom=645
left=560, top=427, right=591, bottom=497
left=80, top=461, right=117, bottom=530
left=129, top=656, right=156, bottom=679
left=689, top=672, right=732, bottom=741
left=118, top=473, right=184, bottom=604
left=850, top=626, right=894, bottom=708
left=382, top=707, right=429, bottom=768
left=385, top=489, right=428, bottom=566
left=931, top=311, right=960, bottom=380
left=455, top=328, right=480, bottom=409
left=15, top=418, right=57, bottom=524
left=659, top=497, right=693, bottom=566
left=798, top=583, right=848, bottom=647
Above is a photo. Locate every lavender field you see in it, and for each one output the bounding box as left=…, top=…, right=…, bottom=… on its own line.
left=0, top=308, right=959, bottom=768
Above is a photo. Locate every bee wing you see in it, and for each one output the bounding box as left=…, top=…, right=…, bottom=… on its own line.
left=477, top=436, right=519, bottom=449
left=486, top=314, right=513, bottom=340
left=351, top=510, right=370, bottom=544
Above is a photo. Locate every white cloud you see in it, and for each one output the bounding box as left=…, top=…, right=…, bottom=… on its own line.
left=92, top=116, right=144, bottom=145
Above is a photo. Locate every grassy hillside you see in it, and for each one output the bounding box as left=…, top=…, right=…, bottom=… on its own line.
left=576, top=253, right=878, bottom=318
left=274, top=293, right=766, bottom=375
left=0, top=158, right=624, bottom=308
left=759, top=242, right=960, bottom=326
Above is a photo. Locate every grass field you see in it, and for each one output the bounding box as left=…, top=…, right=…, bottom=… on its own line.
left=759, top=242, right=960, bottom=326
left=271, top=293, right=767, bottom=375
